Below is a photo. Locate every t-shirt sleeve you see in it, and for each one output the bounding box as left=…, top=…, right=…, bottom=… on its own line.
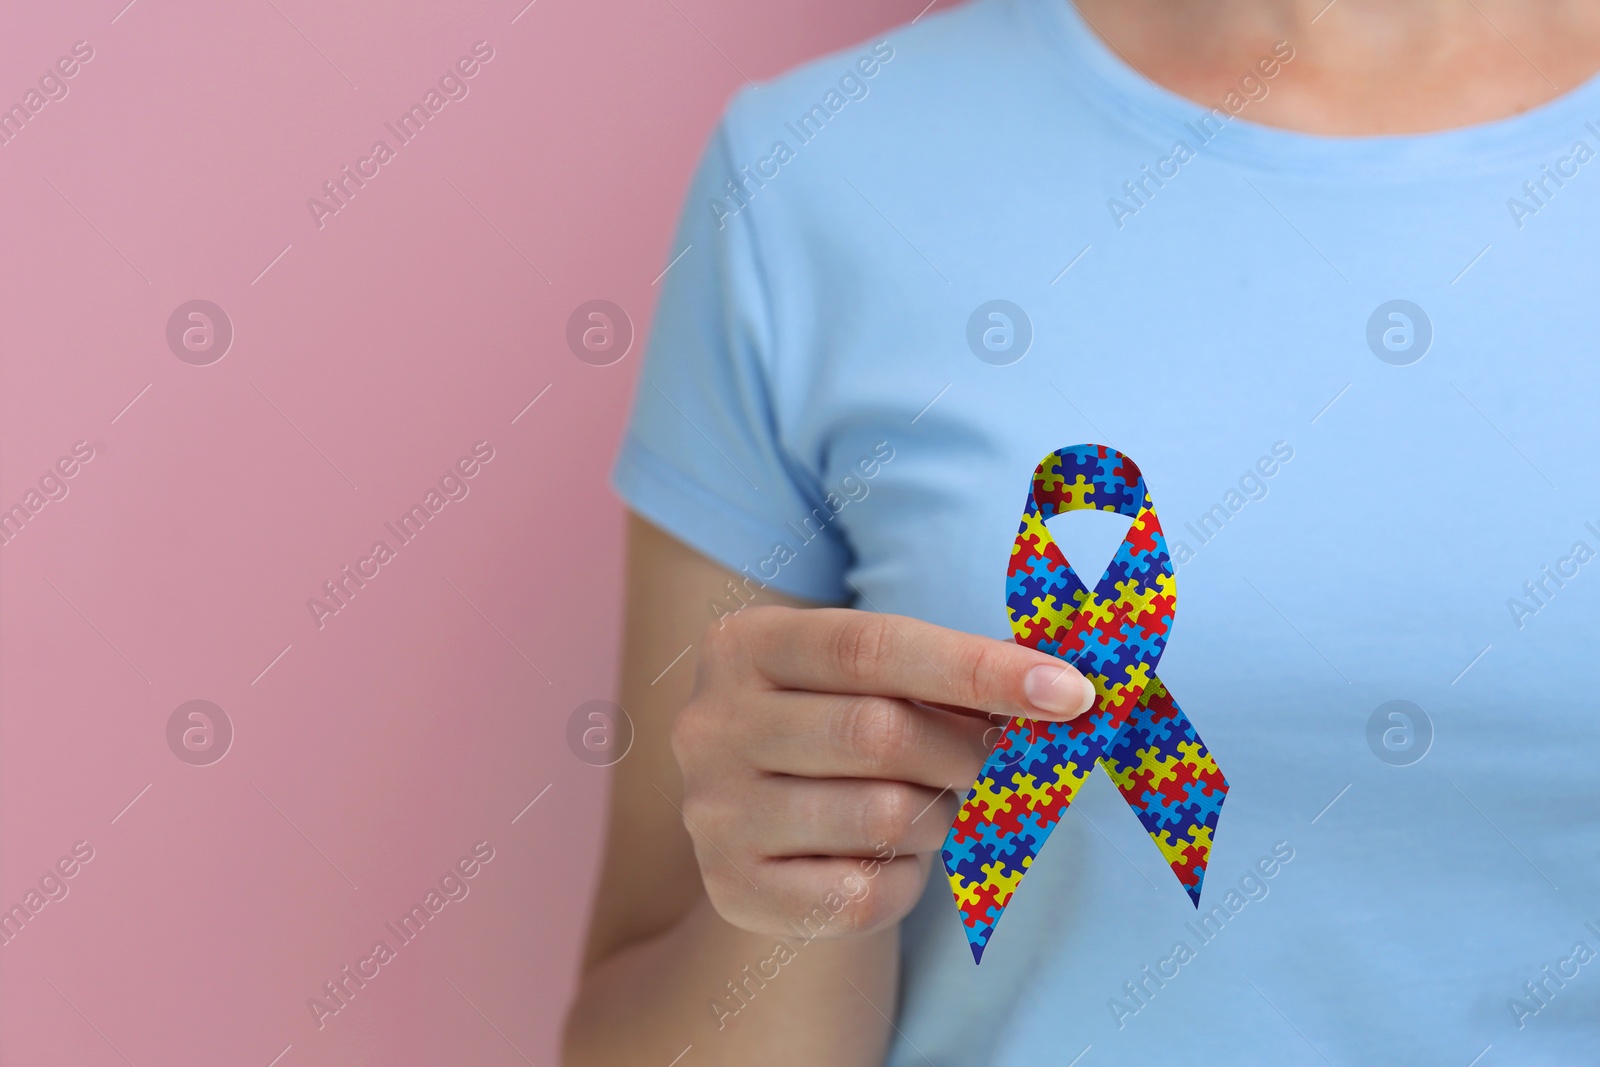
left=610, top=101, right=851, bottom=603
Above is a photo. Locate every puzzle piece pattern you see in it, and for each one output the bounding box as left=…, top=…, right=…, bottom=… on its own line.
left=943, top=444, right=1229, bottom=963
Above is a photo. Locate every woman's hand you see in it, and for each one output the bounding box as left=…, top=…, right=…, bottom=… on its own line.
left=671, top=605, right=1097, bottom=941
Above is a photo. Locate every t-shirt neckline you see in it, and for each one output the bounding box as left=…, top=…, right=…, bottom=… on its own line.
left=1027, top=0, right=1600, bottom=179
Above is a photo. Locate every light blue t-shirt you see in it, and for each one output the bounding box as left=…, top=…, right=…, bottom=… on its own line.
left=612, top=1, right=1600, bottom=1062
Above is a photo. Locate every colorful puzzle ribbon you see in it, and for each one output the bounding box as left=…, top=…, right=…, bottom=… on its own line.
left=941, top=444, right=1228, bottom=963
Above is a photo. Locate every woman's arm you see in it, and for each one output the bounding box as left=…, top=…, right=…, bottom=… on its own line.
left=562, top=514, right=1094, bottom=1066
left=563, top=515, right=897, bottom=1066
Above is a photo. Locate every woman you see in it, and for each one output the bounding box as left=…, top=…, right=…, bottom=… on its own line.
left=565, top=1, right=1600, bottom=1062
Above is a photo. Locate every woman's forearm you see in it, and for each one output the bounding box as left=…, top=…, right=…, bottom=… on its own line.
left=563, top=892, right=898, bottom=1067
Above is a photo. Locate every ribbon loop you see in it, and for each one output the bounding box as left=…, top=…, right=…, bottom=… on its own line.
left=942, top=444, right=1228, bottom=963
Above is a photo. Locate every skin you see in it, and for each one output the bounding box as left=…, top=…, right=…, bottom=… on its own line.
left=565, top=6, right=1600, bottom=1064
left=1073, top=0, right=1600, bottom=134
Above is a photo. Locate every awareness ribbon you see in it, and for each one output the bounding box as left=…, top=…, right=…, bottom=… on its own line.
left=942, top=444, right=1229, bottom=963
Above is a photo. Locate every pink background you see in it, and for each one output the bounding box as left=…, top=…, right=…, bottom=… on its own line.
left=0, top=1, right=909, bottom=1062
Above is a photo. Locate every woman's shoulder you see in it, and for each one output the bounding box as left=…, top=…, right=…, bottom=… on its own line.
left=716, top=0, right=1069, bottom=171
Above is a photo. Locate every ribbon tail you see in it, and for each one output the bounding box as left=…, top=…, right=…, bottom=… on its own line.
left=941, top=711, right=1110, bottom=963
left=1100, top=676, right=1229, bottom=906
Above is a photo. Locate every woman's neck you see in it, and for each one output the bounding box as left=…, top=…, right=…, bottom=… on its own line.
left=1071, top=0, right=1600, bottom=134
